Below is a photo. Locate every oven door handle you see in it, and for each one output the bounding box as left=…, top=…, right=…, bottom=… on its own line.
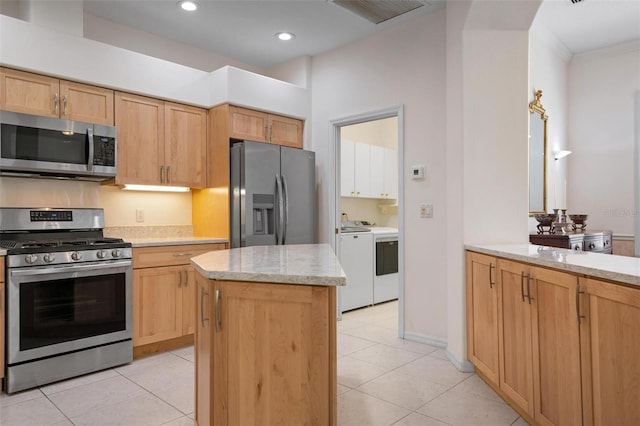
left=10, top=260, right=132, bottom=277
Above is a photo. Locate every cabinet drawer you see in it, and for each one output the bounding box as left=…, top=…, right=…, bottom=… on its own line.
left=134, top=244, right=226, bottom=268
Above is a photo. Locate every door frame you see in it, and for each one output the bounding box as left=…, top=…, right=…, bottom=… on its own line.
left=331, top=105, right=405, bottom=338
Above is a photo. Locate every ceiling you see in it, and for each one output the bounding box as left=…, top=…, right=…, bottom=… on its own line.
left=81, top=0, right=640, bottom=69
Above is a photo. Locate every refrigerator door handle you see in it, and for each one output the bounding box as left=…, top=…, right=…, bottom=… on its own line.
left=282, top=174, right=289, bottom=245
left=276, top=173, right=285, bottom=245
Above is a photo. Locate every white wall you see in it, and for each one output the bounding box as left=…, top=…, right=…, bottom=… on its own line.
left=568, top=41, right=640, bottom=236
left=311, top=10, right=448, bottom=344
left=83, top=14, right=264, bottom=75
left=529, top=22, right=571, bottom=230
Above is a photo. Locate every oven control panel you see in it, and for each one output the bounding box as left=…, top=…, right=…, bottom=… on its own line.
left=30, top=210, right=73, bottom=222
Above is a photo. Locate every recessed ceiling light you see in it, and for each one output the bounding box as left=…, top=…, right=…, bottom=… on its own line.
left=276, top=32, right=295, bottom=41
left=178, top=1, right=198, bottom=12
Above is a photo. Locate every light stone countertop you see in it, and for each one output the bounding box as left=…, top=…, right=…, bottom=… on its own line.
left=191, top=243, right=346, bottom=287
left=127, top=237, right=228, bottom=247
left=0, top=249, right=6, bottom=256
left=466, top=243, right=640, bottom=287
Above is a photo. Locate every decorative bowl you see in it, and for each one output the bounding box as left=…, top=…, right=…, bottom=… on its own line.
left=534, top=213, right=556, bottom=225
left=569, top=214, right=588, bottom=224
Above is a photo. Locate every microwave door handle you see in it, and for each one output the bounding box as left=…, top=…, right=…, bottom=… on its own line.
left=87, top=127, right=94, bottom=172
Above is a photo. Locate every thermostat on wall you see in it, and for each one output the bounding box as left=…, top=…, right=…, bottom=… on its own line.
left=411, top=165, right=425, bottom=180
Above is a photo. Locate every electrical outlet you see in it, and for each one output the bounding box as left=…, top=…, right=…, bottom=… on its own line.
left=136, top=208, right=144, bottom=223
left=420, top=204, right=433, bottom=218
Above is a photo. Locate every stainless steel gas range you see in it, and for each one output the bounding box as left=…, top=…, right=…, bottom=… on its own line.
left=0, top=208, right=133, bottom=393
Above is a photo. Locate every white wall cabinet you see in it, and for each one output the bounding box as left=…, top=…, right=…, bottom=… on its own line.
left=339, top=233, right=374, bottom=311
left=342, top=140, right=397, bottom=200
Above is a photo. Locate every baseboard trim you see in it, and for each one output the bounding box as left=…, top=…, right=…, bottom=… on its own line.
left=403, top=331, right=446, bottom=348
left=446, top=350, right=476, bottom=373
left=403, top=331, right=475, bottom=373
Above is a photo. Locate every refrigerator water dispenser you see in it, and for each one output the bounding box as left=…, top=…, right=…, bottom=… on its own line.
left=252, top=194, right=274, bottom=236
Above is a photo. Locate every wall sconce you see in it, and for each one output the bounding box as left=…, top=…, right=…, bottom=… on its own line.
left=554, top=150, right=572, bottom=160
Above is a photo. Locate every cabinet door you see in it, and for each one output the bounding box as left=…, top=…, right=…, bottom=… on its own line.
left=1, top=257, right=4, bottom=380
left=228, top=106, right=268, bottom=142
left=383, top=148, right=398, bottom=199
left=0, top=68, right=59, bottom=117
left=339, top=233, right=374, bottom=311
left=115, top=92, right=165, bottom=185
left=529, top=266, right=582, bottom=426
left=269, top=114, right=303, bottom=148
left=133, top=266, right=183, bottom=346
left=497, top=259, right=534, bottom=415
left=466, top=252, right=500, bottom=384
left=369, top=145, right=385, bottom=198
left=182, top=267, right=197, bottom=336
left=195, top=274, right=212, bottom=426
left=354, top=142, right=371, bottom=197
left=60, top=80, right=114, bottom=125
left=340, top=140, right=356, bottom=197
left=213, top=281, right=331, bottom=425
left=164, top=102, right=207, bottom=188
left=580, top=278, right=640, bottom=426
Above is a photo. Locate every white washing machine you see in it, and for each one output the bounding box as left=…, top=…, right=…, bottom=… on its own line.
left=369, top=227, right=398, bottom=303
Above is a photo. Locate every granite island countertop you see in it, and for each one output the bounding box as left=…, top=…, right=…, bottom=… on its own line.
left=466, top=243, right=640, bottom=287
left=191, top=243, right=346, bottom=286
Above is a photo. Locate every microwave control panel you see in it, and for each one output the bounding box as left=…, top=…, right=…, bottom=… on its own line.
left=93, top=136, right=116, bottom=166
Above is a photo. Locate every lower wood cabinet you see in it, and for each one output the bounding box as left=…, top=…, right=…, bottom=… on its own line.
left=497, top=258, right=582, bottom=425
left=466, top=252, right=500, bottom=384
left=196, top=276, right=336, bottom=425
left=132, top=243, right=225, bottom=355
left=579, top=277, right=640, bottom=426
left=466, top=251, right=640, bottom=426
left=1, top=257, right=4, bottom=381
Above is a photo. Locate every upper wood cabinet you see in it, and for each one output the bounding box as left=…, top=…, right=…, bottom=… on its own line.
left=229, top=105, right=303, bottom=148
left=115, top=92, right=207, bottom=188
left=0, top=67, right=114, bottom=125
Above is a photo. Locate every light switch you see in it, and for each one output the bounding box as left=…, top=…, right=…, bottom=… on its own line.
left=420, top=204, right=433, bottom=218
left=136, top=208, right=144, bottom=223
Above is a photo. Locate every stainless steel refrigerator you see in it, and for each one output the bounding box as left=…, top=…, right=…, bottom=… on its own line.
left=230, top=140, right=316, bottom=248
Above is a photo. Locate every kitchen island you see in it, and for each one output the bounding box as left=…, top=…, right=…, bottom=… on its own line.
left=191, top=244, right=345, bottom=426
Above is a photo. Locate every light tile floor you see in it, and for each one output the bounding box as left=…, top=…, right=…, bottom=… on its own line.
left=1, top=300, right=529, bottom=425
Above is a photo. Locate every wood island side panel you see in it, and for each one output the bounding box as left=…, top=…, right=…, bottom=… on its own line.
left=195, top=276, right=337, bottom=426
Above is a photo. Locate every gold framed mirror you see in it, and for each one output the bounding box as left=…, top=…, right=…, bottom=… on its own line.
left=529, top=90, right=547, bottom=214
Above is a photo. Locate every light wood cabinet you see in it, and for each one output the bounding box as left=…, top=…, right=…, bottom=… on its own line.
left=115, top=92, right=207, bottom=188
left=0, top=67, right=114, bottom=125
left=132, top=243, right=225, bottom=356
left=466, top=252, right=500, bottom=384
left=496, top=259, right=535, bottom=415
left=229, top=105, right=303, bottom=148
left=496, top=259, right=582, bottom=425
left=579, top=277, right=640, bottom=426
left=1, top=257, right=4, bottom=381
left=196, top=276, right=336, bottom=425
left=466, top=250, right=639, bottom=426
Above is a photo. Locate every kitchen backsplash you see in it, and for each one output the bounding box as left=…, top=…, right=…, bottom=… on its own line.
left=104, top=225, right=194, bottom=239
left=0, top=177, right=193, bottom=228
left=0, top=177, right=100, bottom=207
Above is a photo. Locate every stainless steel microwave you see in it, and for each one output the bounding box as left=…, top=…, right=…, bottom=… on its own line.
left=0, top=110, right=117, bottom=181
